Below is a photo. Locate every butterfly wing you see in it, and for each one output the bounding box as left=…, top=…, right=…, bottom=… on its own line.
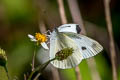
left=58, top=24, right=81, bottom=34
left=63, top=32, right=103, bottom=59
left=50, top=31, right=83, bottom=69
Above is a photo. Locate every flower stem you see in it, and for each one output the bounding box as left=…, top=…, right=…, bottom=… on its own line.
left=4, top=65, right=10, bottom=80
left=28, top=58, right=56, bottom=80
left=104, top=0, right=117, bottom=80
left=32, top=45, right=37, bottom=71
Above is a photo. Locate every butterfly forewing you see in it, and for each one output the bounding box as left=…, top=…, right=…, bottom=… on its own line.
left=50, top=31, right=83, bottom=69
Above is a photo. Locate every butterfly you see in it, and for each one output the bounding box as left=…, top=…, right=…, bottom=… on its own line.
left=49, top=24, right=103, bottom=69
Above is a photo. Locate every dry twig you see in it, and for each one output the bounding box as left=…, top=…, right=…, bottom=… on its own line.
left=32, top=46, right=36, bottom=71
left=104, top=0, right=118, bottom=80
left=24, top=74, right=27, bottom=80
left=57, top=0, right=67, bottom=24
left=39, top=21, right=60, bottom=80
left=67, top=0, right=86, bottom=35
left=67, top=0, right=101, bottom=80
left=57, top=0, right=81, bottom=80
left=34, top=73, right=41, bottom=80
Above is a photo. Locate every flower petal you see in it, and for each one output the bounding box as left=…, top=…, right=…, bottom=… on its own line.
left=31, top=39, right=37, bottom=42
left=28, top=34, right=37, bottom=41
left=41, top=42, right=49, bottom=50
left=28, top=34, right=34, bottom=39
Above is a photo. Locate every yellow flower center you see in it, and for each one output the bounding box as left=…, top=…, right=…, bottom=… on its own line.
left=35, top=33, right=47, bottom=43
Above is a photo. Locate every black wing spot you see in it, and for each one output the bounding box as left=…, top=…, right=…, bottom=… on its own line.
left=62, top=26, right=71, bottom=28
left=81, top=46, right=86, bottom=50
left=92, top=43, right=97, bottom=48
left=76, top=24, right=81, bottom=34
left=65, top=26, right=71, bottom=27
left=78, top=37, right=82, bottom=39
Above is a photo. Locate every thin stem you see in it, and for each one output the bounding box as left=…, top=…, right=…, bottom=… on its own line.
left=4, top=65, right=10, bottom=80
left=28, top=70, right=35, bottom=80
left=57, top=0, right=67, bottom=24
left=38, top=19, right=60, bottom=80
left=28, top=58, right=56, bottom=80
left=67, top=0, right=86, bottom=35
left=24, top=74, right=27, bottom=80
left=74, top=66, right=81, bottom=80
left=34, top=73, right=41, bottom=80
left=67, top=0, right=101, bottom=80
left=57, top=0, right=81, bottom=80
left=104, top=0, right=117, bottom=80
left=32, top=45, right=37, bottom=71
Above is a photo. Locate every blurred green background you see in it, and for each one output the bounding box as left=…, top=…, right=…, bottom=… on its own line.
left=0, top=0, right=120, bottom=80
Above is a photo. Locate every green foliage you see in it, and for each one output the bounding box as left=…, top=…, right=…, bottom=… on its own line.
left=60, top=53, right=113, bottom=80
left=60, top=68, right=76, bottom=80
left=0, top=66, right=8, bottom=80
left=118, top=67, right=120, bottom=80
left=8, top=41, right=34, bottom=79
left=0, top=48, right=9, bottom=80
left=95, top=53, right=112, bottom=80
left=0, top=0, right=119, bottom=80
left=79, top=60, right=92, bottom=80
left=2, top=0, right=35, bottom=23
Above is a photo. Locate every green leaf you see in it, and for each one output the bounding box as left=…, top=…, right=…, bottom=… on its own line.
left=0, top=66, right=8, bottom=80
left=60, top=68, right=76, bottom=80
left=95, top=53, right=112, bottom=80
left=79, top=60, right=92, bottom=80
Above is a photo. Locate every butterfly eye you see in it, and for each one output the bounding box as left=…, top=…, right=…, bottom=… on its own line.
left=81, top=46, right=87, bottom=50
left=76, top=24, right=81, bottom=34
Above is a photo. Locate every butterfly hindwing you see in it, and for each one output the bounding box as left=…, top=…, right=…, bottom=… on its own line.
left=63, top=32, right=103, bottom=59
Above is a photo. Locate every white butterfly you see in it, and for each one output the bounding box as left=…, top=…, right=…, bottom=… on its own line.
left=50, top=24, right=103, bottom=69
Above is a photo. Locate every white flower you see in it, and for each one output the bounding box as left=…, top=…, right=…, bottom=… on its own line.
left=28, top=33, right=49, bottom=50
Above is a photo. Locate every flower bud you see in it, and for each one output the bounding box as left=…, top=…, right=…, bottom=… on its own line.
left=55, top=47, right=74, bottom=60
left=0, top=48, right=7, bottom=66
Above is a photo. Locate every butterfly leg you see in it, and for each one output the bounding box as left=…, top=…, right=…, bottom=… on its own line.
left=43, top=30, right=52, bottom=35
